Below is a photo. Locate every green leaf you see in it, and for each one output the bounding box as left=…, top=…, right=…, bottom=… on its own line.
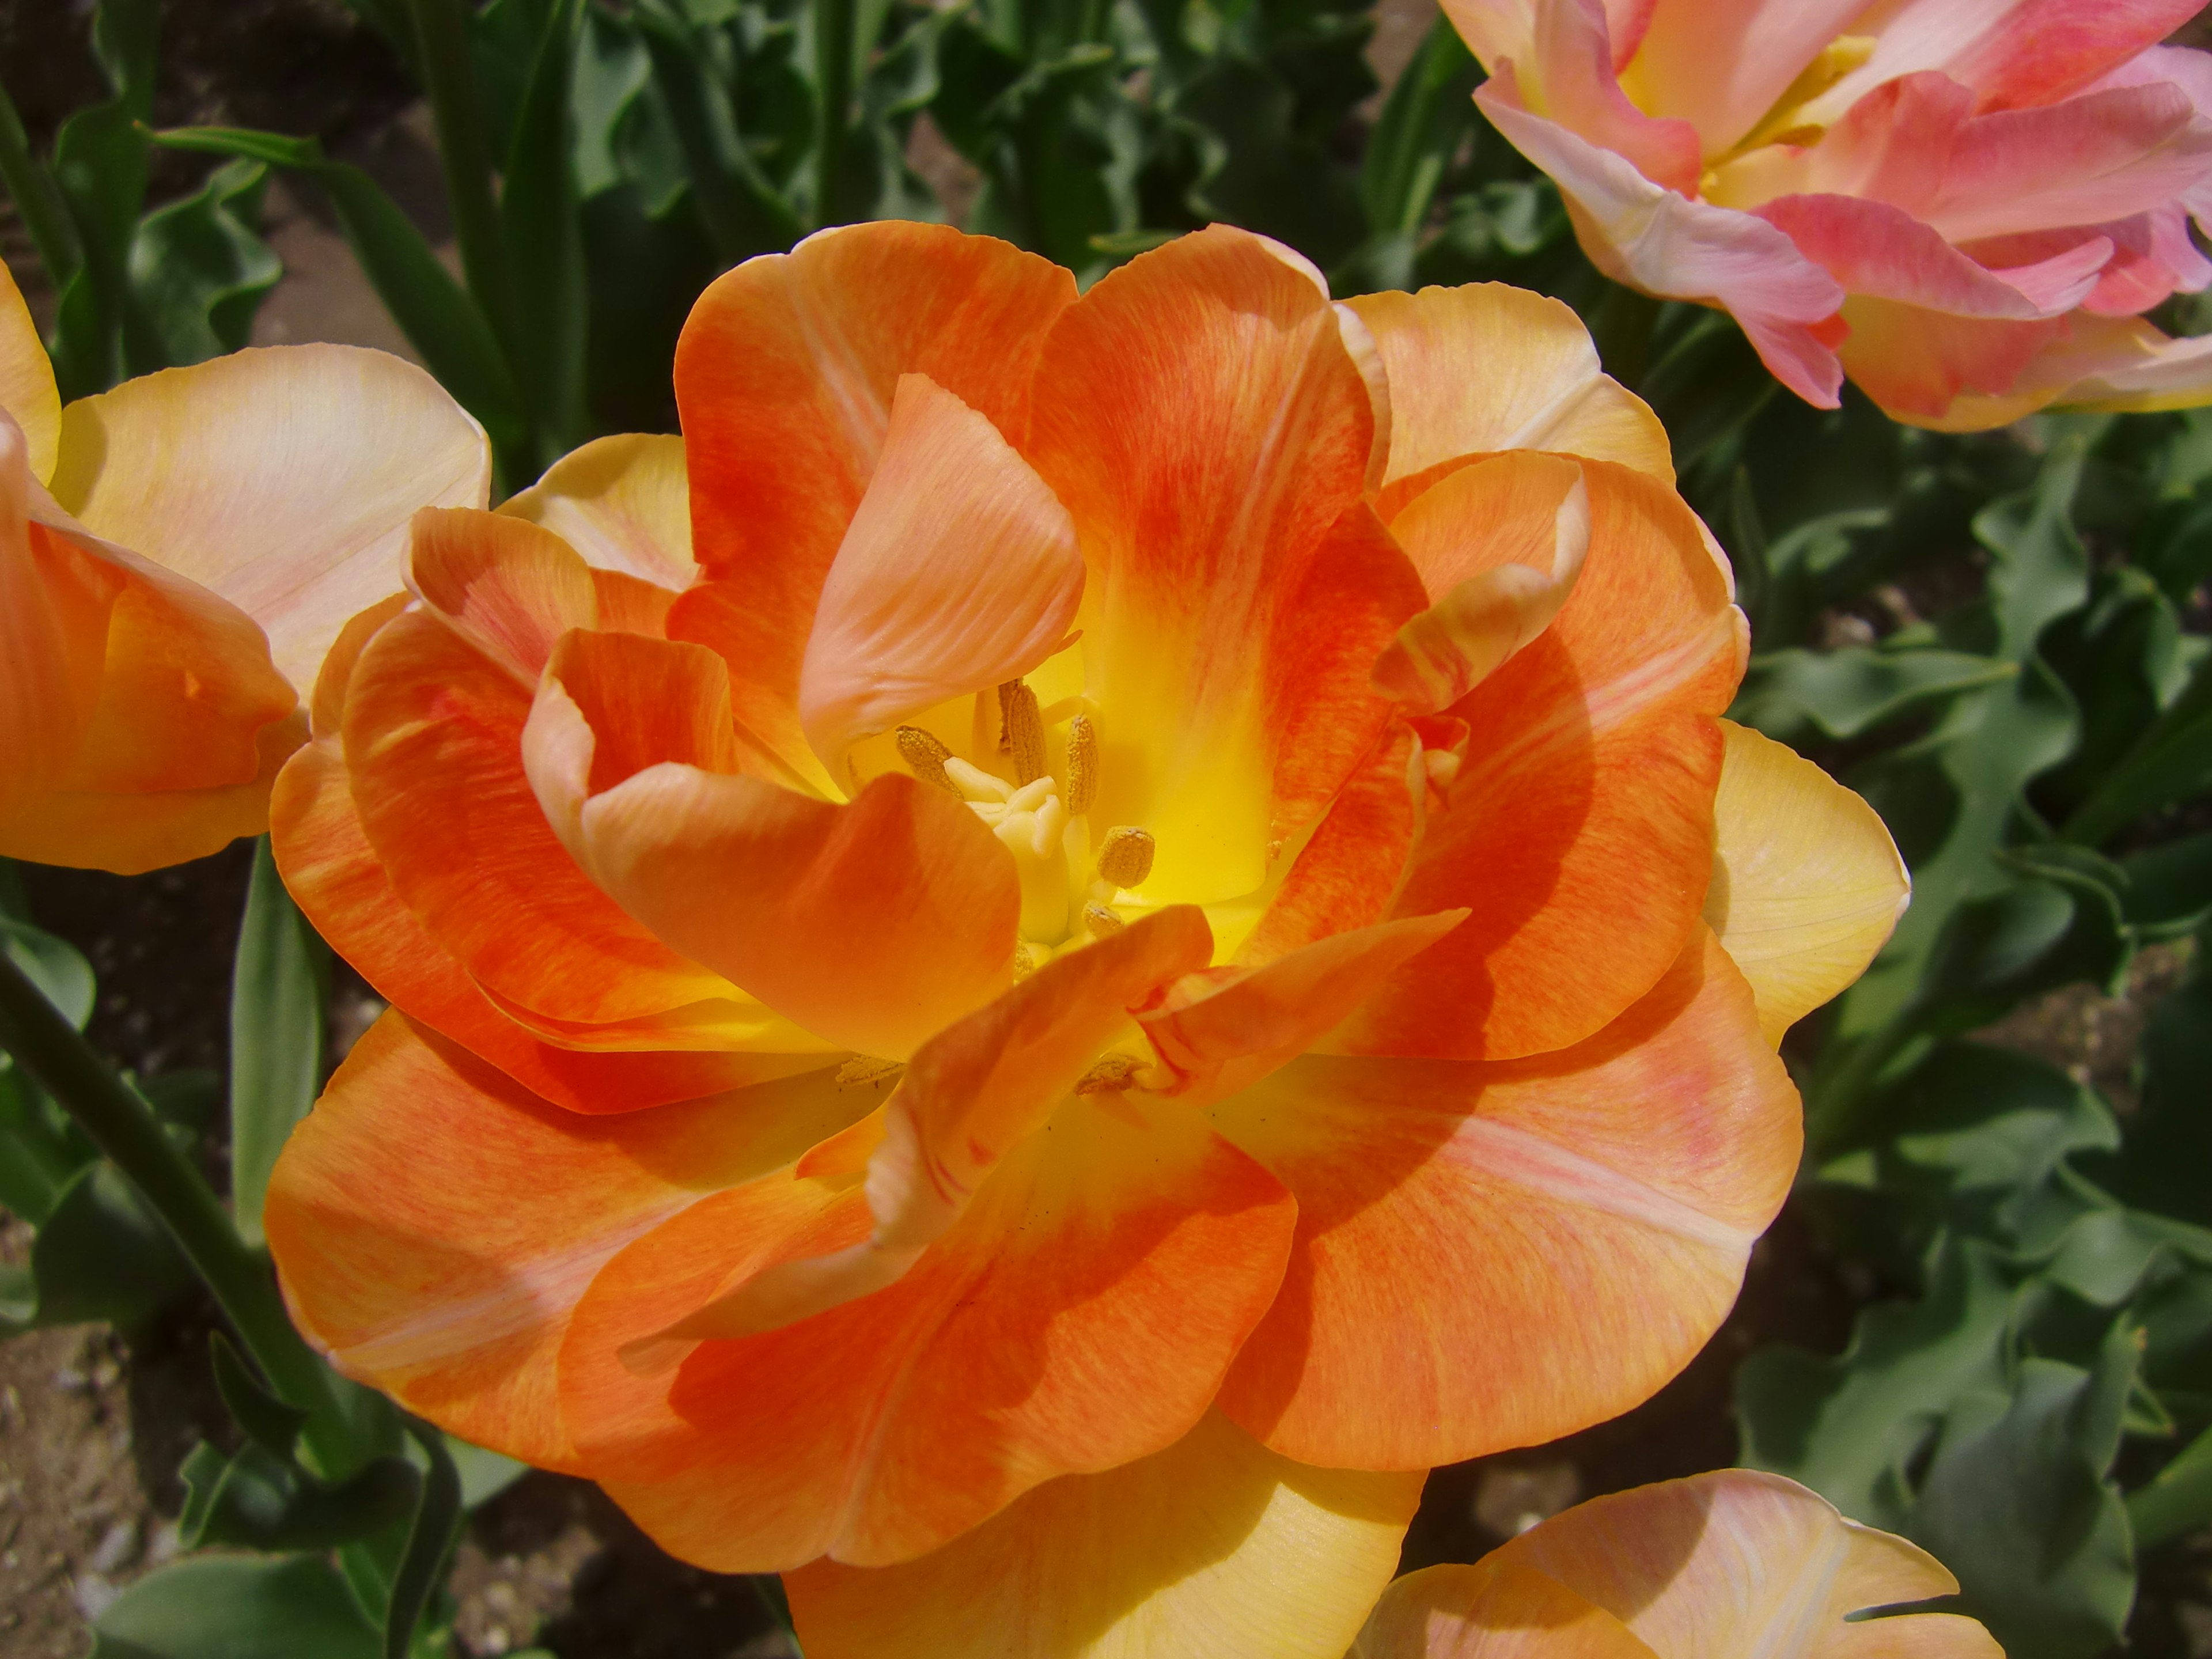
left=2130, top=1421, right=2212, bottom=1550
left=229, top=838, right=329, bottom=1249
left=1737, top=1235, right=2016, bottom=1532
left=500, top=0, right=592, bottom=458
left=632, top=2, right=802, bottom=263
left=446, top=1434, right=529, bottom=1509
left=1357, top=16, right=1476, bottom=239
left=210, top=1330, right=309, bottom=1460
left=1, top=918, right=95, bottom=1032
left=1637, top=310, right=1777, bottom=472
left=150, top=126, right=529, bottom=457
left=90, top=1554, right=380, bottom=1659
left=2, top=1160, right=194, bottom=1334
left=385, top=1416, right=466, bottom=1659
left=1909, top=1331, right=2138, bottom=1659
left=177, top=1439, right=422, bottom=1553
left=126, top=157, right=283, bottom=366
left=0, top=1067, right=92, bottom=1225
left=2065, top=649, right=2212, bottom=845
left=1730, top=646, right=2014, bottom=747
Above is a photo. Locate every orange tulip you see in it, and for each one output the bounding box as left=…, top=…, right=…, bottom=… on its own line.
left=0, top=260, right=488, bottom=873
left=1353, top=1469, right=2001, bottom=1659
left=264, top=221, right=1907, bottom=1654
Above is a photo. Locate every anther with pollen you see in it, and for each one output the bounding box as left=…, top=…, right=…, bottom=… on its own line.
left=835, top=1056, right=906, bottom=1088
left=1064, top=714, right=1097, bottom=813
left=895, top=726, right=959, bottom=794
left=1075, top=1052, right=1145, bottom=1093
left=1095, top=825, right=1155, bottom=888
left=1083, top=901, right=1124, bottom=936
left=997, top=680, right=1048, bottom=785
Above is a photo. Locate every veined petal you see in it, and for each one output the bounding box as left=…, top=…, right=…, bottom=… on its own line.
left=798, top=373, right=1083, bottom=769
left=1706, top=722, right=1907, bottom=1045
left=1354, top=1560, right=1659, bottom=1659
left=559, top=1092, right=1295, bottom=1567
left=270, top=737, right=813, bottom=1113
left=1834, top=298, right=2067, bottom=423
left=48, top=344, right=490, bottom=692
left=1346, top=457, right=1744, bottom=1062
left=407, top=506, right=600, bottom=685
left=1521, top=0, right=1704, bottom=195
left=0, top=262, right=58, bottom=483
left=498, top=433, right=695, bottom=589
left=264, top=1012, right=853, bottom=1468
left=1469, top=1469, right=1998, bottom=1659
left=1619, top=0, right=1873, bottom=157
left=676, top=224, right=1074, bottom=778
left=571, top=764, right=1020, bottom=1058
left=1214, top=929, right=1799, bottom=1468
left=786, top=1410, right=1424, bottom=1659
left=1755, top=195, right=2109, bottom=319
left=342, top=609, right=742, bottom=1033
left=1374, top=459, right=1592, bottom=714
left=0, top=423, right=112, bottom=824
left=1475, top=78, right=1847, bottom=407
left=1241, top=724, right=1427, bottom=967
left=1344, top=285, right=1670, bottom=487
left=644, top=908, right=1214, bottom=1341
left=1025, top=225, right=1376, bottom=903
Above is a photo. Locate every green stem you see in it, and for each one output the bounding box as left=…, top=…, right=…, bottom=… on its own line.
left=813, top=0, right=855, bottom=228
left=0, top=76, right=84, bottom=289
left=0, top=949, right=353, bottom=1468
left=404, top=0, right=525, bottom=376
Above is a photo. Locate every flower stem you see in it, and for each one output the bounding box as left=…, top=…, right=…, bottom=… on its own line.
left=0, top=76, right=84, bottom=290
left=0, top=948, right=354, bottom=1468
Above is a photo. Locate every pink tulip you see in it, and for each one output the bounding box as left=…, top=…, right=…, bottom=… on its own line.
left=1446, top=0, right=2212, bottom=429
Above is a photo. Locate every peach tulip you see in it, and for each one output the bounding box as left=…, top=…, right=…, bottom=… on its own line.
left=0, top=260, right=488, bottom=873
left=1353, top=1468, right=2001, bottom=1659
left=1449, top=0, right=2212, bottom=429
left=263, top=221, right=1907, bottom=1656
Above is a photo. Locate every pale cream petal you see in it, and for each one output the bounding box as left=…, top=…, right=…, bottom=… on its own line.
left=48, top=343, right=490, bottom=692
left=0, top=260, right=58, bottom=483
left=785, top=1410, right=1424, bottom=1659
left=1705, top=721, right=1908, bottom=1045
left=497, top=432, right=695, bottom=588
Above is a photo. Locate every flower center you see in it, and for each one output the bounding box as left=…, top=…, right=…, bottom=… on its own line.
left=896, top=677, right=1156, bottom=959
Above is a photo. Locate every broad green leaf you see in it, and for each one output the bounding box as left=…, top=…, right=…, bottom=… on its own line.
left=2114, top=833, right=2212, bottom=937
left=632, top=2, right=801, bottom=262
left=446, top=1434, right=529, bottom=1508
left=0, top=1067, right=90, bottom=1225
left=1737, top=1235, right=2015, bottom=1531
left=2, top=1160, right=194, bottom=1334
left=0, top=918, right=94, bottom=1031
left=1730, top=646, right=2014, bottom=747
left=2130, top=1421, right=2212, bottom=1550
left=211, top=1330, right=309, bottom=1459
left=1637, top=310, right=1777, bottom=473
left=1358, top=17, right=1476, bottom=239
left=1910, top=1332, right=2138, bottom=1659
left=46, top=0, right=160, bottom=393
left=229, top=837, right=329, bottom=1249
left=178, top=1439, right=421, bottom=1553
left=90, top=1554, right=380, bottom=1659
left=385, top=1416, right=466, bottom=1659
left=500, top=0, right=592, bottom=459
left=2065, top=649, right=2212, bottom=845
left=126, top=157, right=283, bottom=366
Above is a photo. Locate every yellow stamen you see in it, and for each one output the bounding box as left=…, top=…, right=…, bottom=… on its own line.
left=1012, top=943, right=1039, bottom=981
left=1096, top=825, right=1156, bottom=889
left=1083, top=901, right=1124, bottom=936
left=895, top=726, right=959, bottom=794
left=998, top=680, right=1048, bottom=785
left=1065, top=714, right=1098, bottom=814
left=835, top=1056, right=905, bottom=1088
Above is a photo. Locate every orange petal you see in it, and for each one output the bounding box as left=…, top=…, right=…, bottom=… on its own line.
left=1345, top=286, right=1671, bottom=489
left=1374, top=458, right=1592, bottom=714
left=264, top=1012, right=853, bottom=1468
left=407, top=506, right=600, bottom=684
left=665, top=578, right=843, bottom=797
left=569, top=763, right=1021, bottom=1057
left=676, top=223, right=1074, bottom=771
left=1354, top=1560, right=1660, bottom=1659
left=787, top=1409, right=1424, bottom=1659
left=0, top=262, right=58, bottom=483
left=50, top=344, right=490, bottom=692
left=1139, top=911, right=1467, bottom=1107
left=798, top=373, right=1082, bottom=768
left=1213, top=928, right=1799, bottom=1468
left=1025, top=225, right=1377, bottom=902
left=1241, top=723, right=1427, bottom=966
left=342, top=609, right=741, bottom=1033
left=652, top=908, right=1215, bottom=1339
left=1707, top=722, right=1908, bottom=1045
left=498, top=433, right=694, bottom=588
left=1344, top=459, right=1745, bottom=1062
left=1266, top=501, right=1433, bottom=853
left=308, top=592, right=410, bottom=740
left=1460, top=1469, right=1999, bottom=1659
left=560, top=1091, right=1296, bottom=1567
left=271, top=737, right=815, bottom=1113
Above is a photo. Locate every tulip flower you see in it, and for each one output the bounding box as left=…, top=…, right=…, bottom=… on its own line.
left=1447, top=0, right=2212, bottom=429
left=1353, top=1468, right=2001, bottom=1659
left=263, top=221, right=1907, bottom=1656
left=0, top=260, right=488, bottom=873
